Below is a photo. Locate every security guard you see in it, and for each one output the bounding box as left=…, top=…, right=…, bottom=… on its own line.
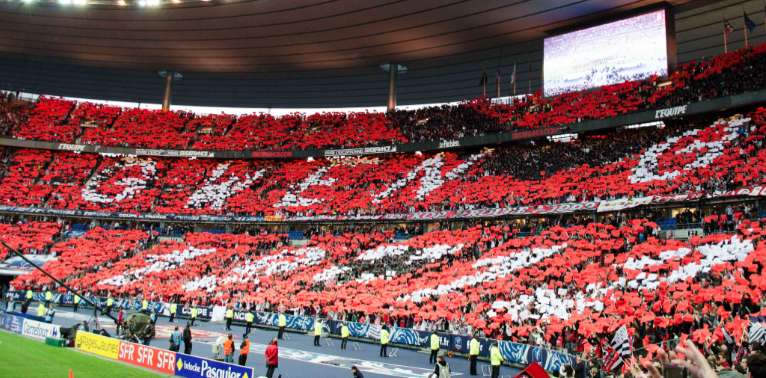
left=313, top=318, right=322, bottom=346
left=238, top=336, right=251, bottom=366
left=429, top=332, right=440, bottom=364
left=469, top=335, right=481, bottom=375
left=141, top=298, right=149, bottom=314
left=225, top=305, right=234, bottom=331
left=340, top=323, right=350, bottom=350
left=44, top=289, right=53, bottom=306
left=169, top=302, right=177, bottom=323
left=379, top=326, right=390, bottom=358
left=73, top=293, right=81, bottom=313
left=490, top=342, right=504, bottom=378
left=277, top=312, right=287, bottom=339
left=106, top=295, right=115, bottom=316
left=190, top=305, right=199, bottom=326
left=36, top=302, right=46, bottom=317
left=22, top=289, right=33, bottom=313
left=244, top=309, right=255, bottom=336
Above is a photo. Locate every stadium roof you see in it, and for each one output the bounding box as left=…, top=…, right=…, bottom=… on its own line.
left=0, top=0, right=750, bottom=107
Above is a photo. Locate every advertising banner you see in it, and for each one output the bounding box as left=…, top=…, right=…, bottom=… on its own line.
left=21, top=318, right=60, bottom=340
left=75, top=331, right=120, bottom=360
left=118, top=341, right=177, bottom=375
left=174, top=353, right=254, bottom=378
left=0, top=312, right=24, bottom=334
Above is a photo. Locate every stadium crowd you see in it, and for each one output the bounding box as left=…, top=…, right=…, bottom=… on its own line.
left=0, top=109, right=761, bottom=219
left=2, top=43, right=766, bottom=151
left=4, top=210, right=766, bottom=375
left=2, top=40, right=766, bottom=378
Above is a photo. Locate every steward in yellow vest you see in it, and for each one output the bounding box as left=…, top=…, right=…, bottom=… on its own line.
left=379, top=327, right=390, bottom=358
left=429, top=332, right=440, bottom=364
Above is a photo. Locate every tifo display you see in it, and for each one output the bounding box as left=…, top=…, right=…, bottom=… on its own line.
left=7, top=215, right=766, bottom=350
left=0, top=110, right=761, bottom=220
left=1, top=42, right=765, bottom=149
left=1, top=26, right=766, bottom=378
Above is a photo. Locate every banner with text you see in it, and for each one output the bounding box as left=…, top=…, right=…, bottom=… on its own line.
left=174, top=352, right=254, bottom=378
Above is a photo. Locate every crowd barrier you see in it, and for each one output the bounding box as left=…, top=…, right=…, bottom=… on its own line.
left=1, top=311, right=62, bottom=341
left=12, top=292, right=575, bottom=372
left=252, top=309, right=576, bottom=373
left=75, top=331, right=254, bottom=378
left=2, top=308, right=253, bottom=378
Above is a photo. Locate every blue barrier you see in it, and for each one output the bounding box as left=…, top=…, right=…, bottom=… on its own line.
left=0, top=312, right=25, bottom=334
left=174, top=352, right=254, bottom=378
left=323, top=317, right=575, bottom=372
left=7, top=311, right=48, bottom=323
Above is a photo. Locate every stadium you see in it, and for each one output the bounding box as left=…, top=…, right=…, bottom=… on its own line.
left=1, top=0, right=766, bottom=377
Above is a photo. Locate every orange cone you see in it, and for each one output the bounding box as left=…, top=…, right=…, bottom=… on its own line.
left=68, top=368, right=74, bottom=378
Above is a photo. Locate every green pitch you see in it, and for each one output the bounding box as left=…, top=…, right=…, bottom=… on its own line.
left=0, top=330, right=163, bottom=377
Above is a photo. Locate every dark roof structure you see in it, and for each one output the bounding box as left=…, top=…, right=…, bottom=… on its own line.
left=0, top=0, right=762, bottom=107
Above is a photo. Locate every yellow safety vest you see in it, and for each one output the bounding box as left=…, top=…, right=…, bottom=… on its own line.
left=314, top=321, right=322, bottom=336
left=170, top=303, right=177, bottom=314
left=26, top=290, right=33, bottom=299
left=341, top=326, right=350, bottom=338
left=380, top=329, right=389, bottom=345
left=141, top=300, right=148, bottom=310
left=107, top=297, right=114, bottom=307
left=490, top=346, right=504, bottom=366
left=430, top=333, right=440, bottom=350
left=278, top=314, right=286, bottom=327
left=245, top=312, right=254, bottom=323
left=225, top=309, right=234, bottom=319
left=36, top=303, right=46, bottom=317
left=45, top=291, right=52, bottom=301
left=191, top=308, right=198, bottom=318
left=469, top=338, right=480, bottom=356
left=74, top=295, right=81, bottom=304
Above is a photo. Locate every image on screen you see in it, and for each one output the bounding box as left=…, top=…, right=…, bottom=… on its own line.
left=543, top=9, right=668, bottom=97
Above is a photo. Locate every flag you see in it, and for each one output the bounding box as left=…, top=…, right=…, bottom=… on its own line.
left=510, top=63, right=517, bottom=95
left=496, top=70, right=501, bottom=98
left=602, top=325, right=632, bottom=372
left=744, top=10, right=756, bottom=48
left=479, top=71, right=488, bottom=87
left=510, top=63, right=516, bottom=84
left=722, top=325, right=734, bottom=345
left=744, top=11, right=757, bottom=32
left=749, top=316, right=766, bottom=345
left=515, top=362, right=550, bottom=378
left=723, top=17, right=735, bottom=52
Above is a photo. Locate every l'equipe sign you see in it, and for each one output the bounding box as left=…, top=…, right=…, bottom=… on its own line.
left=22, top=319, right=60, bottom=340
left=119, top=341, right=177, bottom=375
left=174, top=353, right=254, bottom=378
left=654, top=105, right=688, bottom=119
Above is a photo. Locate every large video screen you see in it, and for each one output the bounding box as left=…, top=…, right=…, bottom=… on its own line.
left=543, top=9, right=668, bottom=97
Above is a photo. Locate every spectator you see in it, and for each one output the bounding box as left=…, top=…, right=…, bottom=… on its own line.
left=183, top=322, right=192, bottom=354
left=265, top=338, right=279, bottom=378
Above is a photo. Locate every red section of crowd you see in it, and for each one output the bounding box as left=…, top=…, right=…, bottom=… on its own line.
left=9, top=216, right=765, bottom=353
left=6, top=44, right=766, bottom=150
left=18, top=227, right=148, bottom=282
left=0, top=221, right=60, bottom=259
left=0, top=109, right=762, bottom=218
